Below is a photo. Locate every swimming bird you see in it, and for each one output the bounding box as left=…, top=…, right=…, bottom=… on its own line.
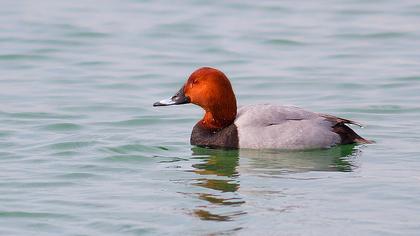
left=153, top=67, right=371, bottom=149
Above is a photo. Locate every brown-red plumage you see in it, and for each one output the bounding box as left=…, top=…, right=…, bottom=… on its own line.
left=183, top=67, right=237, bottom=131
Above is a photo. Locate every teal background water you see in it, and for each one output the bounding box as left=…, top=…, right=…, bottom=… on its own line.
left=1, top=0, right=420, bottom=235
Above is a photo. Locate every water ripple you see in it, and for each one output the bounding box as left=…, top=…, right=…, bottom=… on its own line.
left=1, top=0, right=419, bottom=235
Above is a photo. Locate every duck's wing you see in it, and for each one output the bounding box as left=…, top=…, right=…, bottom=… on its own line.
left=234, top=104, right=371, bottom=149
left=235, top=104, right=319, bottom=127
left=234, top=104, right=339, bottom=149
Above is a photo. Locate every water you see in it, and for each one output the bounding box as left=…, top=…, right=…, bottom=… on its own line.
left=1, top=0, right=420, bottom=235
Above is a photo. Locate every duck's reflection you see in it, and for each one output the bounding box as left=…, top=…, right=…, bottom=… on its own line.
left=188, top=145, right=360, bottom=221
left=189, top=148, right=244, bottom=221
left=239, top=144, right=359, bottom=175
left=192, top=148, right=239, bottom=178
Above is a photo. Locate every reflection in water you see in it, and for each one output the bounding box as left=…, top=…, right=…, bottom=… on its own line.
left=187, top=145, right=360, bottom=221
left=240, top=144, right=360, bottom=175
left=189, top=148, right=244, bottom=221
left=192, top=148, right=239, bottom=177
left=194, top=179, right=239, bottom=192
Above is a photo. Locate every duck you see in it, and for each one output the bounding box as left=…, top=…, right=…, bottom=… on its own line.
left=153, top=67, right=372, bottom=150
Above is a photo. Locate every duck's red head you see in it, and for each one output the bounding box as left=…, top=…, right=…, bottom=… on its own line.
left=154, top=67, right=237, bottom=130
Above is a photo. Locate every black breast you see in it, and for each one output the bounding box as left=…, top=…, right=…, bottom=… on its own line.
left=190, top=123, right=239, bottom=149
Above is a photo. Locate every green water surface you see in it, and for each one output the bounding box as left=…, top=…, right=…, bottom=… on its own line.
left=1, top=0, right=420, bottom=235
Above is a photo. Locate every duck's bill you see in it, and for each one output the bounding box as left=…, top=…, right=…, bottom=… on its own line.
left=153, top=88, right=190, bottom=107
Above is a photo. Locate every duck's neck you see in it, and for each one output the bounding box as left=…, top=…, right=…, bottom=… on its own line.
left=199, top=104, right=237, bottom=131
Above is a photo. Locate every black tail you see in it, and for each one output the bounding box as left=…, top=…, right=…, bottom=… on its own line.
left=320, top=114, right=374, bottom=144
left=332, top=123, right=374, bottom=144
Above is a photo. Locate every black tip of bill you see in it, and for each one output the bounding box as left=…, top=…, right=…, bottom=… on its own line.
left=153, top=88, right=190, bottom=107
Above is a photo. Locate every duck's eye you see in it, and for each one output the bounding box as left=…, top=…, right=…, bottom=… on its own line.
left=190, top=80, right=198, bottom=88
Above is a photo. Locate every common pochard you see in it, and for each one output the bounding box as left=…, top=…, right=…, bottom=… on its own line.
left=153, top=67, right=371, bottom=149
